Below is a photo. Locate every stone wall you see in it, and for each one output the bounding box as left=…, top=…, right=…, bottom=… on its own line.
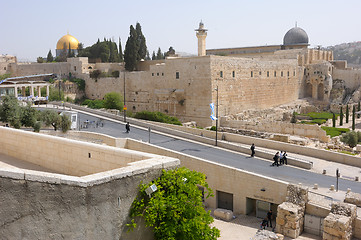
left=323, top=203, right=357, bottom=240
left=333, top=68, right=361, bottom=92
left=276, top=184, right=308, bottom=238
left=220, top=118, right=329, bottom=142
left=0, top=156, right=179, bottom=240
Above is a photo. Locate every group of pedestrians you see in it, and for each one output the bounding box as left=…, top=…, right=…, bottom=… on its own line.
left=261, top=210, right=273, bottom=230
left=271, top=151, right=287, bottom=167
left=250, top=144, right=288, bottom=167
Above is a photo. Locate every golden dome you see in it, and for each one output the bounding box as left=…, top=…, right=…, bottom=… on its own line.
left=56, top=34, right=79, bottom=50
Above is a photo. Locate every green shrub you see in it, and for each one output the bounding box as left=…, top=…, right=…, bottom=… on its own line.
left=33, top=121, right=41, bottom=132
left=81, top=99, right=104, bottom=109
left=310, top=119, right=326, bottom=125
left=210, top=126, right=217, bottom=131
left=111, top=70, right=120, bottom=78
left=306, top=112, right=335, bottom=120
left=70, top=78, right=85, bottom=91
left=134, top=111, right=182, bottom=125
left=341, top=131, right=358, bottom=148
left=103, top=92, right=123, bottom=111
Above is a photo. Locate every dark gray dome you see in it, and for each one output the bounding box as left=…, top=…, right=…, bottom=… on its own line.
left=283, top=27, right=309, bottom=45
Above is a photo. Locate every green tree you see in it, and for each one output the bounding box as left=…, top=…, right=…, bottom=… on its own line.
left=346, top=105, right=349, bottom=123
left=290, top=111, right=297, bottom=123
left=156, top=47, right=163, bottom=60
left=124, top=25, right=139, bottom=71
left=145, top=50, right=151, bottom=60
left=77, top=42, right=84, bottom=56
left=340, top=106, right=343, bottom=126
left=151, top=51, right=156, bottom=60
left=37, top=57, right=44, bottom=63
left=48, top=85, right=64, bottom=101
left=60, top=114, right=71, bottom=133
left=128, top=167, right=220, bottom=240
left=352, top=105, right=356, bottom=130
left=0, top=95, right=22, bottom=128
left=136, top=22, right=147, bottom=60
left=332, top=112, right=336, bottom=127
left=21, top=103, right=37, bottom=127
left=103, top=92, right=123, bottom=111
left=41, top=109, right=62, bottom=131
left=119, top=38, right=124, bottom=62
left=341, top=131, right=358, bottom=148
left=47, top=50, right=54, bottom=62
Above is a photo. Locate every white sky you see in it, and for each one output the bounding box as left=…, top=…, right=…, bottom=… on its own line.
left=1, top=0, right=361, bottom=61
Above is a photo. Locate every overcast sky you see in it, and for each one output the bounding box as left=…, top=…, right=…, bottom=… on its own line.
left=1, top=0, right=361, bottom=61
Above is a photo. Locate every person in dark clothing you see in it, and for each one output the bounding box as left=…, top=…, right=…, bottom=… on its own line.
left=125, top=122, right=130, bottom=133
left=283, top=151, right=288, bottom=165
left=250, top=143, right=255, bottom=157
left=272, top=152, right=279, bottom=167
left=261, top=218, right=268, bottom=230
left=267, top=210, right=273, bottom=228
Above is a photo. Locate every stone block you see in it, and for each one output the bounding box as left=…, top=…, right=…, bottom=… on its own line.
left=0, top=168, right=25, bottom=180
left=213, top=208, right=233, bottom=221
left=344, top=192, right=361, bottom=208
left=276, top=217, right=285, bottom=226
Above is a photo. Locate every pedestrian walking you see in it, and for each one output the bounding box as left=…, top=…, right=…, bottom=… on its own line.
left=272, top=152, right=279, bottom=167
left=125, top=122, right=130, bottom=133
left=283, top=151, right=288, bottom=165
left=279, top=151, right=284, bottom=165
left=250, top=143, right=255, bottom=157
left=267, top=210, right=273, bottom=228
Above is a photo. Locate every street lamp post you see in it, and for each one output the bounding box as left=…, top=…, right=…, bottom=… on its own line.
left=123, top=71, right=126, bottom=122
left=215, top=86, right=219, bottom=146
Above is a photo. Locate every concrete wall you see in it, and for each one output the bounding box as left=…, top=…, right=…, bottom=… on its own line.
left=126, top=138, right=289, bottom=215
left=0, top=127, right=160, bottom=176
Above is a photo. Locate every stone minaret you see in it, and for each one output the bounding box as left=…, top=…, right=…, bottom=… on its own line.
left=195, top=21, right=208, bottom=56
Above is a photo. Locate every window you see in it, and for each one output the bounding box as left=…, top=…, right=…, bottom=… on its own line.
left=232, top=71, right=235, bottom=78
left=251, top=71, right=253, bottom=77
left=162, top=73, right=164, bottom=76
left=267, top=71, right=269, bottom=77
left=287, top=71, right=289, bottom=77
left=220, top=71, right=223, bottom=78
left=281, top=71, right=283, bottom=77
left=157, top=73, right=159, bottom=76
left=259, top=71, right=262, bottom=75
left=294, top=71, right=295, bottom=76
left=304, top=69, right=306, bottom=75
left=74, top=66, right=77, bottom=71
left=176, top=72, right=179, bottom=79
left=152, top=73, right=154, bottom=76
left=274, top=71, right=277, bottom=77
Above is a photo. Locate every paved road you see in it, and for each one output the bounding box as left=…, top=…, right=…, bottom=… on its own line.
left=78, top=112, right=361, bottom=194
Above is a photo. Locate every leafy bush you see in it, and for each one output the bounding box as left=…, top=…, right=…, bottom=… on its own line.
left=90, top=70, right=101, bottom=80
left=33, top=121, right=41, bottom=132
left=341, top=131, right=358, bottom=148
left=70, top=78, right=85, bottom=91
left=103, top=92, right=123, bottom=111
left=111, top=70, right=120, bottom=78
left=134, top=111, right=182, bottom=125
left=128, top=167, right=220, bottom=240
left=81, top=99, right=104, bottom=109
left=210, top=126, right=217, bottom=131
left=310, top=119, right=326, bottom=125
left=322, top=126, right=350, bottom=137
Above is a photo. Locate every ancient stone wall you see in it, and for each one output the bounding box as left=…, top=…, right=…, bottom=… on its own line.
left=220, top=118, right=329, bottom=142
left=323, top=203, right=357, bottom=240
left=210, top=56, right=301, bottom=119
left=333, top=68, right=361, bottom=92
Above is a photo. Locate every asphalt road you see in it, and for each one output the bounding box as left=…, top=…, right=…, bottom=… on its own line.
left=78, top=112, right=361, bottom=194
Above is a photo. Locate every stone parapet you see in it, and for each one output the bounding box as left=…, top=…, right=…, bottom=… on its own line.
left=344, top=192, right=361, bottom=208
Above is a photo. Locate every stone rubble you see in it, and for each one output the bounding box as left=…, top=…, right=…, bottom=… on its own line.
left=250, top=230, right=282, bottom=240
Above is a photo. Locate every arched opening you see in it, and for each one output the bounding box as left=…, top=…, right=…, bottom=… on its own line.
left=305, top=83, right=312, bottom=98
left=317, top=83, right=324, bottom=100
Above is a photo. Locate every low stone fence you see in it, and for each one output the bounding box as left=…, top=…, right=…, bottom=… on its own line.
left=220, top=118, right=329, bottom=143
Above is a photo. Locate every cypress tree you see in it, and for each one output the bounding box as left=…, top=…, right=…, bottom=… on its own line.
left=156, top=47, right=163, bottom=60
left=119, top=38, right=124, bottom=62
left=332, top=113, right=336, bottom=128
left=152, top=51, right=156, bottom=60
left=68, top=43, right=72, bottom=57
left=145, top=50, right=151, bottom=60
left=124, top=25, right=139, bottom=71
left=47, top=50, right=53, bottom=62
left=340, top=106, right=343, bottom=126
left=352, top=105, right=356, bottom=130
left=136, top=22, right=147, bottom=60
left=346, top=105, right=349, bottom=123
